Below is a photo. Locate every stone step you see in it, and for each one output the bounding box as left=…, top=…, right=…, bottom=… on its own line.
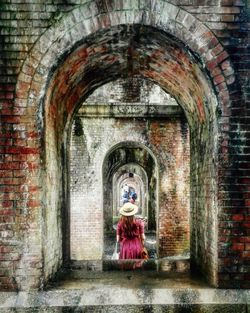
left=2, top=271, right=248, bottom=312
left=0, top=288, right=249, bottom=313
left=70, top=258, right=190, bottom=273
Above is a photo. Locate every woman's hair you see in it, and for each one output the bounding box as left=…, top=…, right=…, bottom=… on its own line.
left=120, top=215, right=138, bottom=238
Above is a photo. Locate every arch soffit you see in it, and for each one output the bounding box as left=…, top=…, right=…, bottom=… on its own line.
left=116, top=175, right=145, bottom=195
left=113, top=163, right=148, bottom=183
left=117, top=176, right=144, bottom=190
left=102, top=141, right=159, bottom=178
left=114, top=166, right=148, bottom=196
left=15, top=1, right=234, bottom=130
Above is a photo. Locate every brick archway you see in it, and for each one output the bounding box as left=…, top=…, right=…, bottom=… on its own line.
left=16, top=1, right=234, bottom=118
left=113, top=164, right=148, bottom=222
left=12, top=1, right=236, bottom=289
left=102, top=142, right=158, bottom=258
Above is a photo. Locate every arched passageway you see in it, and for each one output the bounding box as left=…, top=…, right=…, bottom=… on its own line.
left=103, top=143, right=158, bottom=234
left=50, top=23, right=216, bottom=282
left=13, top=1, right=236, bottom=289
left=113, top=164, right=148, bottom=221
left=69, top=79, right=190, bottom=262
left=102, top=142, right=158, bottom=260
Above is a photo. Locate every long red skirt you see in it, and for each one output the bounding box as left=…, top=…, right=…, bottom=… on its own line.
left=119, top=237, right=142, bottom=259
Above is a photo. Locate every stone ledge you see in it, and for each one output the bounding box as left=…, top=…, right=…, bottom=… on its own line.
left=77, top=104, right=184, bottom=118
left=0, top=304, right=248, bottom=313
left=0, top=288, right=249, bottom=312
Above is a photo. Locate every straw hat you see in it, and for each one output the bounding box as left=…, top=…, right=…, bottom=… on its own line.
left=119, top=202, right=138, bottom=216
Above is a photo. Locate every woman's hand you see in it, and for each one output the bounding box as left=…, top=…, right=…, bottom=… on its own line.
left=141, top=233, right=145, bottom=245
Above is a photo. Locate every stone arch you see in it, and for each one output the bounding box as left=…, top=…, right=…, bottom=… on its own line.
left=13, top=0, right=237, bottom=288
left=102, top=141, right=159, bottom=236
left=113, top=163, right=148, bottom=219
left=16, top=1, right=234, bottom=119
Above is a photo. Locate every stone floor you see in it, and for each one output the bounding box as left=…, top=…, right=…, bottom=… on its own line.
left=0, top=231, right=248, bottom=312
left=47, top=269, right=207, bottom=290
left=0, top=271, right=249, bottom=312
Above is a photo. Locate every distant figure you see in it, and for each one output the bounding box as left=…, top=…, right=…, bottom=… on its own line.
left=121, top=184, right=130, bottom=204
left=116, top=202, right=145, bottom=259
left=130, top=192, right=137, bottom=204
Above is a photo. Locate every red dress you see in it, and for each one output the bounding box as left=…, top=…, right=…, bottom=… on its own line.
left=117, top=219, right=144, bottom=259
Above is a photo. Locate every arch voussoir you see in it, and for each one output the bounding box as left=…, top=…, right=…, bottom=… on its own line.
left=15, top=0, right=235, bottom=118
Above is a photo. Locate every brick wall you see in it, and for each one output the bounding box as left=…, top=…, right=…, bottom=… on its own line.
left=85, top=77, right=177, bottom=105
left=0, top=0, right=249, bottom=290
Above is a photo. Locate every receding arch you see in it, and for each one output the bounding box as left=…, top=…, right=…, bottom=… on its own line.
left=102, top=141, right=159, bottom=259
left=103, top=141, right=158, bottom=230
left=113, top=163, right=148, bottom=219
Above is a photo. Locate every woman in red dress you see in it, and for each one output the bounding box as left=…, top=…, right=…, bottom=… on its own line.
left=116, top=202, right=145, bottom=259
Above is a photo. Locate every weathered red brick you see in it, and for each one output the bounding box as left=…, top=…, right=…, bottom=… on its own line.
left=0, top=147, right=40, bottom=154
left=242, top=222, right=250, bottom=228
left=214, top=74, right=225, bottom=85
left=206, top=59, right=218, bottom=70
left=232, top=243, right=245, bottom=251
left=0, top=209, right=15, bottom=216
left=15, top=81, right=30, bottom=99
left=1, top=201, right=13, bottom=209
left=27, top=200, right=40, bottom=208
left=232, top=214, right=244, bottom=221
